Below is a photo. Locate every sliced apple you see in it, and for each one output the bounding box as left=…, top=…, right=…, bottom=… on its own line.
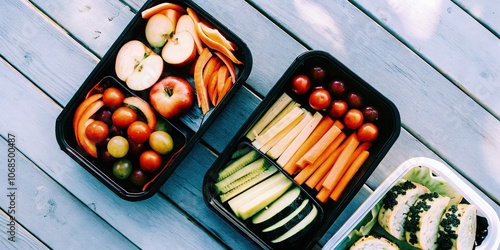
left=77, top=100, right=104, bottom=158
left=123, top=96, right=157, bottom=130
left=145, top=14, right=174, bottom=48
left=161, top=30, right=197, bottom=66
left=163, top=9, right=182, bottom=28
left=176, top=14, right=204, bottom=54
left=141, top=3, right=186, bottom=19
left=73, top=93, right=102, bottom=138
left=115, top=40, right=163, bottom=91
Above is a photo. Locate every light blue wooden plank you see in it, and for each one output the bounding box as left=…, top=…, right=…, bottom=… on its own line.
left=248, top=0, right=500, bottom=205
left=0, top=58, right=223, bottom=249
left=32, top=0, right=136, bottom=57
left=0, top=138, right=137, bottom=249
left=0, top=210, right=48, bottom=250
left=351, top=0, right=500, bottom=119
left=453, top=0, right=500, bottom=37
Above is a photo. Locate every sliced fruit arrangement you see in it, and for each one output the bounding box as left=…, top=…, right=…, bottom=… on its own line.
left=245, top=63, right=383, bottom=204
left=72, top=78, right=184, bottom=191
left=215, top=146, right=320, bottom=246
left=120, top=2, right=245, bottom=116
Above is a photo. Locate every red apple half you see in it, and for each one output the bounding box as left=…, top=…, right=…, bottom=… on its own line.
left=149, top=76, right=194, bottom=119
left=161, top=30, right=197, bottom=66
left=115, top=40, right=163, bottom=91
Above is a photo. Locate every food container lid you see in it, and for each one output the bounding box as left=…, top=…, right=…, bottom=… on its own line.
left=323, top=157, right=500, bottom=250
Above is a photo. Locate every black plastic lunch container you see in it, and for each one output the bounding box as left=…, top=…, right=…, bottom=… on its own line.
left=203, top=51, right=401, bottom=249
left=55, top=0, right=252, bottom=201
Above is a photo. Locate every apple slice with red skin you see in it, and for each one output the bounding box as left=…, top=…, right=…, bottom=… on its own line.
left=163, top=9, right=182, bottom=28
left=115, top=40, right=163, bottom=91
left=176, top=14, right=204, bottom=54
left=77, top=100, right=105, bottom=158
left=150, top=76, right=194, bottom=119
left=123, top=96, right=157, bottom=130
left=141, top=3, right=185, bottom=19
left=73, top=94, right=102, bottom=138
left=145, top=14, right=174, bottom=48
left=162, top=30, right=197, bottom=66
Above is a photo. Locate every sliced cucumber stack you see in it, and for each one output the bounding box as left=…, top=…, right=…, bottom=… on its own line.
left=252, top=186, right=304, bottom=229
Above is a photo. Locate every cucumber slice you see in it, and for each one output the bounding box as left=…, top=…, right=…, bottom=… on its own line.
left=228, top=172, right=289, bottom=216
left=215, top=158, right=267, bottom=194
left=217, top=149, right=259, bottom=181
left=262, top=199, right=313, bottom=240
left=219, top=166, right=278, bottom=203
left=271, top=204, right=318, bottom=244
left=252, top=186, right=303, bottom=228
left=237, top=177, right=293, bottom=220
left=231, top=147, right=252, bottom=159
left=263, top=199, right=310, bottom=232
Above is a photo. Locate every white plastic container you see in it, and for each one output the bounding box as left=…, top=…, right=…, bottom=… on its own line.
left=323, top=157, right=499, bottom=250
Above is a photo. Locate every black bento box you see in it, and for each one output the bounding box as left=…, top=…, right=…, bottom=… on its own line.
left=55, top=0, right=252, bottom=201
left=203, top=51, right=400, bottom=249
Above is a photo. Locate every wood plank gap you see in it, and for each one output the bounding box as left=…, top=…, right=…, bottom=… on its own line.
left=27, top=0, right=103, bottom=60
left=0, top=55, right=64, bottom=109
left=348, top=0, right=500, bottom=121
left=0, top=208, right=50, bottom=249
left=451, top=0, right=500, bottom=39
left=157, top=192, right=230, bottom=249
left=118, top=0, right=139, bottom=14
left=0, top=134, right=141, bottom=249
left=245, top=0, right=313, bottom=51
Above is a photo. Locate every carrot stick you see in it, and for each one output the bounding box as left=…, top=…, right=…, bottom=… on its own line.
left=306, top=134, right=350, bottom=189
left=294, top=132, right=346, bottom=185
left=282, top=116, right=334, bottom=175
left=322, top=133, right=360, bottom=190
left=330, top=150, right=370, bottom=201
left=296, top=123, right=342, bottom=168
left=316, top=186, right=333, bottom=203
left=315, top=172, right=328, bottom=191
left=333, top=120, right=344, bottom=130
left=345, top=142, right=372, bottom=169
left=194, top=48, right=212, bottom=114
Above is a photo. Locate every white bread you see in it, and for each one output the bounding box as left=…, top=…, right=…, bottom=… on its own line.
left=349, top=235, right=399, bottom=250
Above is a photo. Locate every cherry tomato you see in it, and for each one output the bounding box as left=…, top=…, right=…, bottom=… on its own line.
left=112, top=106, right=137, bottom=129
left=140, top=150, right=162, bottom=173
left=149, top=131, right=174, bottom=155
left=85, top=120, right=109, bottom=143
left=112, top=159, right=132, bottom=180
left=328, top=100, right=348, bottom=119
left=309, top=88, right=331, bottom=110
left=107, top=136, right=129, bottom=158
left=357, top=123, right=379, bottom=142
left=291, top=75, right=311, bottom=95
left=103, top=87, right=124, bottom=109
left=127, top=121, right=152, bottom=144
left=344, top=109, right=364, bottom=130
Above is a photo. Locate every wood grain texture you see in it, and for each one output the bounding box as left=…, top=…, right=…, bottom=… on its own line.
left=0, top=139, right=137, bottom=249
left=453, top=0, right=500, bottom=37
left=248, top=0, right=500, bottom=204
left=0, top=59, right=223, bottom=249
left=352, top=0, right=500, bottom=118
left=0, top=210, right=48, bottom=250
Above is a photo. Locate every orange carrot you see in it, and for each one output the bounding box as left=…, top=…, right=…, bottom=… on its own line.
left=316, top=186, right=333, bottom=203
left=216, top=76, right=232, bottom=106
left=345, top=142, right=372, bottom=168
left=330, top=151, right=370, bottom=201
left=207, top=70, right=219, bottom=106
left=214, top=52, right=237, bottom=83
left=296, top=123, right=342, bottom=168
left=194, top=48, right=212, bottom=114
left=203, top=56, right=221, bottom=85
left=307, top=139, right=348, bottom=190
left=322, top=133, right=360, bottom=190
left=333, top=120, right=345, bottom=130
left=196, top=22, right=243, bottom=65
left=294, top=132, right=346, bottom=185
left=282, top=116, right=334, bottom=175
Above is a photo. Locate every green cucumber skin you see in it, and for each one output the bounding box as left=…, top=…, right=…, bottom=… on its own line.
left=231, top=147, right=252, bottom=159
left=215, top=158, right=267, bottom=194
left=262, top=200, right=314, bottom=241
left=251, top=191, right=305, bottom=230
left=271, top=205, right=318, bottom=246
left=217, top=149, right=259, bottom=181
left=219, top=166, right=277, bottom=203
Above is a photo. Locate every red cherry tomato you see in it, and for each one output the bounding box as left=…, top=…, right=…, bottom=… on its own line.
left=127, top=121, right=152, bottom=144
left=85, top=120, right=109, bottom=143
left=103, top=87, right=124, bottom=109
left=328, top=100, right=348, bottom=119
left=357, top=123, right=379, bottom=142
left=344, top=109, right=364, bottom=129
left=291, top=75, right=311, bottom=95
left=309, top=88, right=331, bottom=110
left=112, top=106, right=137, bottom=129
left=139, top=150, right=162, bottom=173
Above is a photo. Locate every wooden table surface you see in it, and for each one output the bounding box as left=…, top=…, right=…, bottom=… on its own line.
left=1, top=0, right=499, bottom=249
